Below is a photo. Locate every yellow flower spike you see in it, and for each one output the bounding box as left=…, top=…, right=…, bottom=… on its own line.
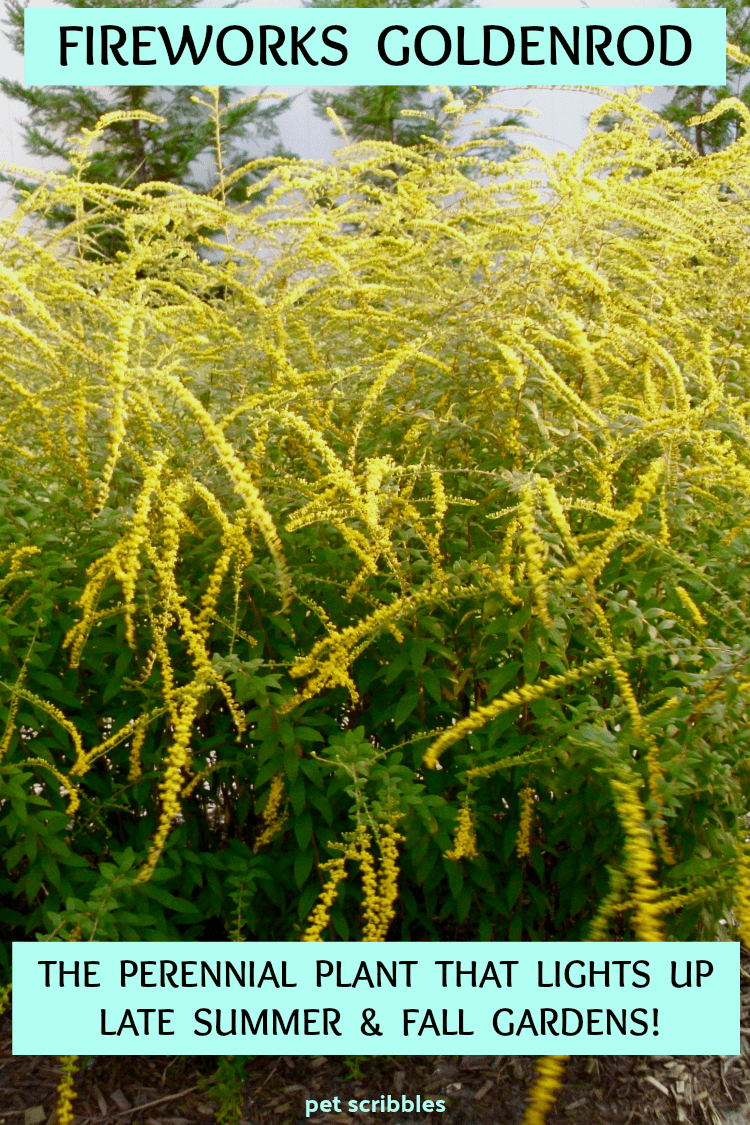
left=523, top=1055, right=569, bottom=1125
left=593, top=603, right=675, bottom=866
left=516, top=787, right=536, bottom=859
left=675, top=585, right=707, bottom=628
left=518, top=485, right=553, bottom=628
left=127, top=720, right=148, bottom=783
left=255, top=772, right=288, bottom=850
left=25, top=758, right=80, bottom=816
left=372, top=824, right=404, bottom=941
left=445, top=803, right=478, bottom=862
left=95, top=311, right=135, bottom=514
left=0, top=689, right=19, bottom=763
left=423, top=657, right=609, bottom=769
left=135, top=688, right=204, bottom=883
left=55, top=1056, right=79, bottom=1125
left=359, top=830, right=382, bottom=941
left=608, top=776, right=665, bottom=943
left=160, top=370, right=291, bottom=610
left=301, top=855, right=349, bottom=942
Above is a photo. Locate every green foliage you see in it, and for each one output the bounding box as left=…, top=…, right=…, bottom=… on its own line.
left=1, top=0, right=290, bottom=255
left=0, top=88, right=750, bottom=975
left=660, top=0, right=750, bottom=153
left=199, top=1055, right=249, bottom=1125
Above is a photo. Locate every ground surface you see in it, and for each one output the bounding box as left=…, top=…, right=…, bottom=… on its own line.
left=1, top=949, right=748, bottom=1125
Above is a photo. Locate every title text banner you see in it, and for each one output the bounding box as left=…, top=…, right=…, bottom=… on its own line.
left=24, top=8, right=726, bottom=86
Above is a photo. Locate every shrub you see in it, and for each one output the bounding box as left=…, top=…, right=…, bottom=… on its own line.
left=1, top=90, right=750, bottom=965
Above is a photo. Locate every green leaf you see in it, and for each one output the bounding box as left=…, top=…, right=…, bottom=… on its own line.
left=394, top=691, right=420, bottom=728
left=523, top=641, right=541, bottom=683
left=294, top=849, right=314, bottom=888
left=294, top=809, right=313, bottom=851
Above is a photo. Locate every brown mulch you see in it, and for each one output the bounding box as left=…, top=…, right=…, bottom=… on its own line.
left=2, top=948, right=750, bottom=1125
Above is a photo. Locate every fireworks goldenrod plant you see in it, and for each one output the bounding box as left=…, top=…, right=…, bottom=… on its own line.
left=0, top=81, right=749, bottom=979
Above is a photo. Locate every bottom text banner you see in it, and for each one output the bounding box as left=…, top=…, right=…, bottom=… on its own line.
left=12, top=941, right=738, bottom=1055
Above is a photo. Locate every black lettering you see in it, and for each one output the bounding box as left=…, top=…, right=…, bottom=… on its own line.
left=257, top=962, right=279, bottom=988
left=376, top=962, right=397, bottom=987
left=120, top=961, right=138, bottom=987
left=226, top=962, right=245, bottom=987
left=158, top=24, right=213, bottom=65
left=564, top=961, right=585, bottom=988
left=562, top=1008, right=583, bottom=1035
left=516, top=1009, right=538, bottom=1035
left=217, top=26, right=253, bottom=66
left=321, top=26, right=347, bottom=65
left=617, top=25, right=654, bottom=66
left=378, top=25, right=409, bottom=66
left=261, top=26, right=286, bottom=65
left=161, top=961, right=178, bottom=988
left=136, top=1008, right=156, bottom=1034
left=133, top=26, right=156, bottom=65
left=38, top=961, right=56, bottom=987
left=291, top=26, right=317, bottom=66
left=492, top=1008, right=513, bottom=1035
left=414, top=25, right=451, bottom=66
left=201, top=962, right=221, bottom=988
left=697, top=961, right=713, bottom=987
left=194, top=1009, right=212, bottom=1035
left=633, top=961, right=650, bottom=988
left=216, top=1008, right=236, bottom=1035
left=101, top=25, right=128, bottom=66
left=550, top=25, right=579, bottom=64
left=60, top=27, right=83, bottom=67
left=587, top=25, right=613, bottom=65
left=273, top=1009, right=299, bottom=1035
left=660, top=25, right=690, bottom=66
left=457, top=26, right=479, bottom=65
left=181, top=962, right=197, bottom=987
left=521, top=26, right=544, bottom=65
left=241, top=1009, right=268, bottom=1034
left=484, top=26, right=513, bottom=66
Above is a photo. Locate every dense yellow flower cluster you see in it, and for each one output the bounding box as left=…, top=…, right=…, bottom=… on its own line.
left=423, top=658, right=609, bottom=769
left=302, top=825, right=404, bottom=942
left=607, top=776, right=665, bottom=943
left=516, top=787, right=536, bottom=859
left=675, top=585, right=708, bottom=628
left=301, top=854, right=349, bottom=942
left=365, top=824, right=404, bottom=942
left=254, top=772, right=288, bottom=850
left=445, top=803, right=478, bottom=862
left=54, top=1056, right=78, bottom=1125
left=523, top=1055, right=569, bottom=1125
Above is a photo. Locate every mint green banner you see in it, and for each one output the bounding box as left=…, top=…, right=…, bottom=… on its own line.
left=24, top=8, right=725, bottom=86
left=12, top=941, right=738, bottom=1055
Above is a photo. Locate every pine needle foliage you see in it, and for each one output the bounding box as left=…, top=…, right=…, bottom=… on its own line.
left=1, top=84, right=750, bottom=968
left=1, top=0, right=290, bottom=257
